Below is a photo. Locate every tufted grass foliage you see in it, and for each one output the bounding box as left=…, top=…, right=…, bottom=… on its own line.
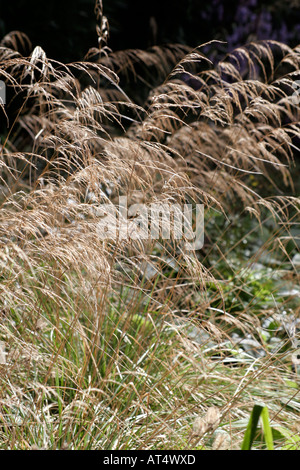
left=0, top=27, right=299, bottom=449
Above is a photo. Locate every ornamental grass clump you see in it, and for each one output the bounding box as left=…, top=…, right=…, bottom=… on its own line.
left=0, top=7, right=299, bottom=449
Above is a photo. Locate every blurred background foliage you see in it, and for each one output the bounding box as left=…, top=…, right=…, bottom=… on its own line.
left=1, top=0, right=300, bottom=62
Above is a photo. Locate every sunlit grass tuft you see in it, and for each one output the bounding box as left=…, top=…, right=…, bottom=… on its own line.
left=0, top=23, right=299, bottom=449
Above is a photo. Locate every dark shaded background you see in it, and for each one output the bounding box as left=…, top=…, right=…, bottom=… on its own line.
left=0, top=0, right=300, bottom=62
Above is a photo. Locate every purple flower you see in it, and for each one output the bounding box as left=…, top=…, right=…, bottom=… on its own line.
left=236, top=6, right=251, bottom=24
left=256, top=10, right=273, bottom=40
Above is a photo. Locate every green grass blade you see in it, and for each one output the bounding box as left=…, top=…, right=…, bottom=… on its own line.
left=241, top=404, right=264, bottom=450
left=241, top=404, right=274, bottom=450
left=260, top=406, right=274, bottom=450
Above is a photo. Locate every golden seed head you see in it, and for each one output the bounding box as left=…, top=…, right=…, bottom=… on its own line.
left=192, top=416, right=207, bottom=436
left=204, top=406, right=221, bottom=431
left=212, top=430, right=231, bottom=450
left=192, top=406, right=221, bottom=437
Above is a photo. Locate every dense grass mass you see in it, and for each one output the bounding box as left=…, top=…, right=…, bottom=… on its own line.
left=0, top=10, right=299, bottom=450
